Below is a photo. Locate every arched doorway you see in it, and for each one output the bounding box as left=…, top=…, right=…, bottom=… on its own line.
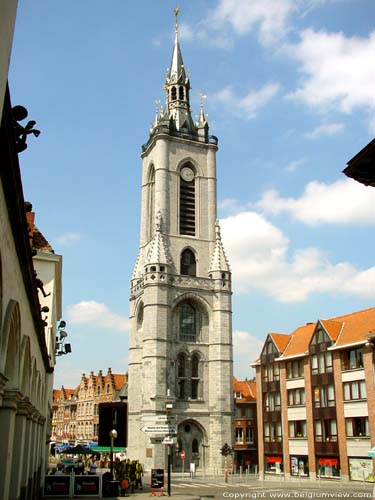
left=174, top=420, right=206, bottom=471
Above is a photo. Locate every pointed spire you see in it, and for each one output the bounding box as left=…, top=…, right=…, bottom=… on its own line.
left=146, top=211, right=172, bottom=266
left=131, top=249, right=144, bottom=279
left=168, top=7, right=187, bottom=85
left=208, top=220, right=231, bottom=273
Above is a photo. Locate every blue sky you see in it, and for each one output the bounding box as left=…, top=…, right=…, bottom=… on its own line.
left=9, top=0, right=375, bottom=388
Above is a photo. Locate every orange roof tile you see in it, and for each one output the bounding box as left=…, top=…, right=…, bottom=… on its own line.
left=233, top=377, right=256, bottom=401
left=330, top=307, right=375, bottom=347
left=320, top=319, right=343, bottom=341
left=270, top=333, right=291, bottom=353
left=281, top=323, right=316, bottom=358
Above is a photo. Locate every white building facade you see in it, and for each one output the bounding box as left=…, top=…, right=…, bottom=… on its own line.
left=127, top=16, right=233, bottom=473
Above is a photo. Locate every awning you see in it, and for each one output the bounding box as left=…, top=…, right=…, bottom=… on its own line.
left=368, top=446, right=375, bottom=457
left=266, top=457, right=282, bottom=463
left=90, top=446, right=126, bottom=453
left=319, top=458, right=338, bottom=466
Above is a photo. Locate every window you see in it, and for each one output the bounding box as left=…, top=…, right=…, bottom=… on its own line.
left=262, top=363, right=280, bottom=382
left=311, top=352, right=332, bottom=374
left=264, top=422, right=282, bottom=442
left=177, top=353, right=187, bottom=399
left=177, top=352, right=202, bottom=400
left=235, top=427, right=243, bottom=444
left=191, top=353, right=200, bottom=399
left=289, top=420, right=307, bottom=438
left=246, top=427, right=254, bottom=443
left=171, top=86, right=177, bottom=101
left=315, top=419, right=337, bottom=442
left=313, top=385, right=335, bottom=408
left=343, top=380, right=366, bottom=400
left=341, top=348, right=364, bottom=371
left=265, top=392, right=281, bottom=412
left=346, top=417, right=369, bottom=437
left=311, top=327, right=329, bottom=345
left=179, top=303, right=196, bottom=342
left=180, top=168, right=195, bottom=236
left=286, top=360, right=304, bottom=379
left=179, top=86, right=184, bottom=100
left=180, top=249, right=196, bottom=276
left=148, top=167, right=155, bottom=238
left=192, top=439, right=199, bottom=456
left=288, top=388, right=305, bottom=406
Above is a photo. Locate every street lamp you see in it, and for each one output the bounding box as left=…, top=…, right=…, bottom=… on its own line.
left=109, top=429, right=118, bottom=479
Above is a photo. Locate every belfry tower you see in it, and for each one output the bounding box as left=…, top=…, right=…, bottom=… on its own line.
left=128, top=11, right=233, bottom=472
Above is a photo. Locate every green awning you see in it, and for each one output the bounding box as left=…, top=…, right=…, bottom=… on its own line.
left=90, top=446, right=126, bottom=453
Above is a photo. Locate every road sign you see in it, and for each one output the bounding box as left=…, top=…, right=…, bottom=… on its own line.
left=141, top=414, right=171, bottom=422
left=140, top=424, right=176, bottom=434
left=162, top=436, right=177, bottom=445
left=180, top=450, right=185, bottom=460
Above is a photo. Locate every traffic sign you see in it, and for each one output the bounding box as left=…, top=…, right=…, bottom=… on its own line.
left=180, top=450, right=185, bottom=460
left=162, top=436, right=177, bottom=445
left=140, top=424, right=176, bottom=434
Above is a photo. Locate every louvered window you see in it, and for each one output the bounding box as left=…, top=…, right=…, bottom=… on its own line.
left=180, top=178, right=195, bottom=235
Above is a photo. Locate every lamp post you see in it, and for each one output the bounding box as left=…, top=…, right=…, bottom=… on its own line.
left=109, top=429, right=117, bottom=479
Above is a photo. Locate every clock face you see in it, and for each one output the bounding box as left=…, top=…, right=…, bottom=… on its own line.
left=181, top=167, right=194, bottom=182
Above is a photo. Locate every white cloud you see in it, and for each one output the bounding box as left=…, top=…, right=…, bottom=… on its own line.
left=285, top=158, right=305, bottom=173
left=287, top=29, right=375, bottom=115
left=305, top=122, right=344, bottom=140
left=67, top=301, right=129, bottom=332
left=212, top=82, right=280, bottom=119
left=256, top=178, right=375, bottom=225
left=220, top=210, right=375, bottom=303
left=213, top=0, right=295, bottom=44
left=55, top=232, right=81, bottom=246
left=233, top=330, right=263, bottom=379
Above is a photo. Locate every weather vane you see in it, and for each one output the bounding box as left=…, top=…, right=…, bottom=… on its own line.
left=174, top=6, right=180, bottom=33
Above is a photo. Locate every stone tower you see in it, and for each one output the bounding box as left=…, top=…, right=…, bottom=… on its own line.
left=127, top=12, right=233, bottom=473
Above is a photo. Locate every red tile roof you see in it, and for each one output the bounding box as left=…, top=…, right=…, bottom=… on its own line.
left=272, top=307, right=375, bottom=359
left=233, top=377, right=256, bottom=401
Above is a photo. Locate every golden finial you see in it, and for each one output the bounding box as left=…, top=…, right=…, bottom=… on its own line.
left=174, top=6, right=180, bottom=33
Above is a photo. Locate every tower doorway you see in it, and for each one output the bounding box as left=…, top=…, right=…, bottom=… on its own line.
left=174, top=420, right=206, bottom=471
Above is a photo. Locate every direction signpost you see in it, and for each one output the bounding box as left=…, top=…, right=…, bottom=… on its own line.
left=140, top=424, right=176, bottom=434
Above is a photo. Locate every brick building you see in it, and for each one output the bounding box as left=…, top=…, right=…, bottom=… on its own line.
left=254, top=307, right=375, bottom=481
left=51, top=368, right=127, bottom=446
left=233, top=377, right=257, bottom=471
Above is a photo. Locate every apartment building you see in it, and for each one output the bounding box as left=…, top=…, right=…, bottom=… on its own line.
left=233, top=378, right=258, bottom=471
left=51, top=368, right=127, bottom=446
left=254, top=307, right=375, bottom=481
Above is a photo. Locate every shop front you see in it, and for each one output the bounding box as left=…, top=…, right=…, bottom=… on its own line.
left=290, top=456, right=309, bottom=477
left=265, top=456, right=283, bottom=474
left=349, top=458, right=374, bottom=482
left=317, top=457, right=340, bottom=478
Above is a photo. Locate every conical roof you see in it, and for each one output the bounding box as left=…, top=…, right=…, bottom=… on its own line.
left=208, top=220, right=231, bottom=273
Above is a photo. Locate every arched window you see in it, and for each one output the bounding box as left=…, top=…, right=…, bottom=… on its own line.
left=180, top=165, right=195, bottom=236
left=191, top=353, right=200, bottom=399
left=179, top=86, right=184, bottom=100
left=137, top=303, right=144, bottom=331
left=179, top=303, right=196, bottom=342
left=178, top=353, right=187, bottom=399
left=171, top=86, right=177, bottom=101
left=148, top=167, right=155, bottom=238
left=180, top=249, right=196, bottom=276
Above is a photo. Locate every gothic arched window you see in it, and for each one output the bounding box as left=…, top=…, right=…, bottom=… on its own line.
left=148, top=167, right=155, bottom=238
left=171, top=86, right=177, bottom=101
left=179, top=303, right=196, bottom=342
left=177, top=353, right=187, bottom=399
left=180, top=164, right=195, bottom=236
left=179, top=86, right=184, bottom=100
left=180, top=249, right=196, bottom=276
left=191, top=353, right=200, bottom=399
